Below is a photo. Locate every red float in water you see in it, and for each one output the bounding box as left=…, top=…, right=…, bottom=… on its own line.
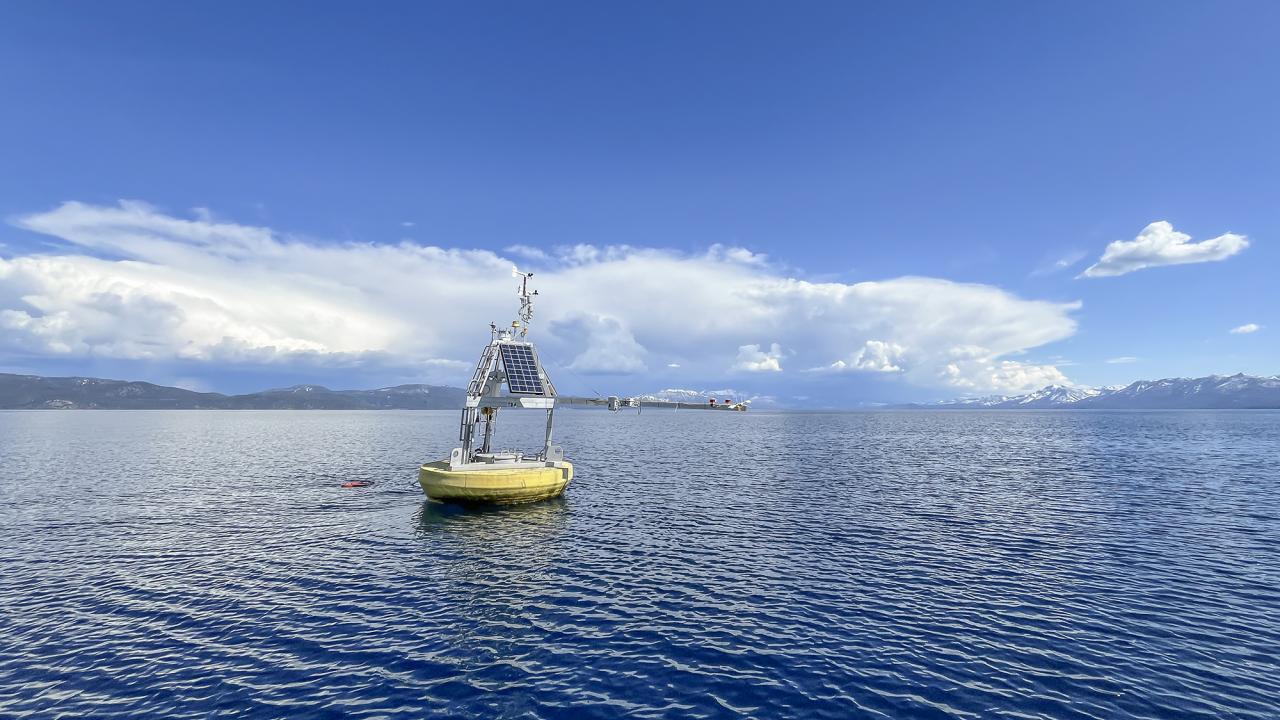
left=341, top=481, right=373, bottom=488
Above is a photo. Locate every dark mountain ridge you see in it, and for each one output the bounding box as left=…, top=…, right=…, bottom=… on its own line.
left=0, top=374, right=466, bottom=410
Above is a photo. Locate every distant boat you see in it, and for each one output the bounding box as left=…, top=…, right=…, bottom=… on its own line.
left=418, top=270, right=744, bottom=505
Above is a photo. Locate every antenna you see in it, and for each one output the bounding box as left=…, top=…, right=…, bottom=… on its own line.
left=511, top=266, right=537, bottom=337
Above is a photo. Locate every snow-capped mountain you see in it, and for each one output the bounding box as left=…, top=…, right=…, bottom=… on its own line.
left=936, top=385, right=1102, bottom=408
left=640, top=388, right=740, bottom=402
left=925, top=374, right=1280, bottom=409
left=635, top=388, right=774, bottom=406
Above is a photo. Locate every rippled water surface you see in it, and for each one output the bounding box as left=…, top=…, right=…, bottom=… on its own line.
left=2, top=409, right=1278, bottom=718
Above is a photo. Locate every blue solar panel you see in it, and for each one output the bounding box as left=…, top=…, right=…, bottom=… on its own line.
left=500, top=343, right=546, bottom=395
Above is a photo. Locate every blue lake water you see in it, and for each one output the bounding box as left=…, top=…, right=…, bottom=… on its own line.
left=1, top=409, right=1278, bottom=719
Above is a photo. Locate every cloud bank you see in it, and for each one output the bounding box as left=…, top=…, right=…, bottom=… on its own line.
left=1080, top=221, right=1248, bottom=278
left=1, top=200, right=1081, bottom=393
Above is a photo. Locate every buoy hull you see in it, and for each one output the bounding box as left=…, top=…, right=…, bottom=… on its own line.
left=418, top=460, right=573, bottom=504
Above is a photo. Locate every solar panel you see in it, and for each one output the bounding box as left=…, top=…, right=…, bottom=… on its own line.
left=499, top=343, right=546, bottom=395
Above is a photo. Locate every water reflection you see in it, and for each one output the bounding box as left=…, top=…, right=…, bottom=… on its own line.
left=411, top=497, right=577, bottom=648
left=414, top=496, right=571, bottom=542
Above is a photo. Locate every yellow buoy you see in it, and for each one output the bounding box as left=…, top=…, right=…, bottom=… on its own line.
left=418, top=460, right=573, bottom=505
left=417, top=271, right=741, bottom=505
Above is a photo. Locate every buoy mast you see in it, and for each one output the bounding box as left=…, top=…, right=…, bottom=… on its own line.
left=452, top=269, right=547, bottom=466
left=421, top=270, right=745, bottom=503
left=450, top=269, right=745, bottom=470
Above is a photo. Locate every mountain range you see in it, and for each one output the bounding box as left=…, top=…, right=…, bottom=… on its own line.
left=4, top=372, right=1278, bottom=411
left=924, top=374, right=1280, bottom=409
left=0, top=373, right=466, bottom=410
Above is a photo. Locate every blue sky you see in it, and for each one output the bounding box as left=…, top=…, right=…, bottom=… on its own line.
left=0, top=2, right=1275, bottom=404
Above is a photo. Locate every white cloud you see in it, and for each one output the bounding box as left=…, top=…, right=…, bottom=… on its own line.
left=706, top=244, right=769, bottom=266
left=666, top=363, right=681, bottom=368
left=1, top=200, right=1083, bottom=393
left=401, top=221, right=415, bottom=228
left=1106, top=356, right=1140, bottom=364
left=1230, top=323, right=1260, bottom=335
left=1031, top=250, right=1086, bottom=277
left=797, top=284, right=1075, bottom=392
left=505, top=244, right=551, bottom=262
left=1080, top=221, right=1248, bottom=278
left=550, top=313, right=647, bottom=374
left=817, top=339, right=906, bottom=373
left=941, top=359, right=1071, bottom=392
left=732, top=343, right=784, bottom=372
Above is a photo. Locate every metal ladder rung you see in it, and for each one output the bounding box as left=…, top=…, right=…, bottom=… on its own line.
left=466, top=345, right=496, bottom=396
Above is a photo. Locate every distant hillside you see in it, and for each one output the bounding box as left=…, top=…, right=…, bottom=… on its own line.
left=0, top=374, right=467, bottom=410
left=921, top=374, right=1280, bottom=409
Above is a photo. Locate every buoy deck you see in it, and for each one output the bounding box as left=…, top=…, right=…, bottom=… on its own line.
left=418, top=460, right=573, bottom=504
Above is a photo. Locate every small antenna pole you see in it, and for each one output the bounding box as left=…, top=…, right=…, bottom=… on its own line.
left=512, top=267, right=536, bottom=338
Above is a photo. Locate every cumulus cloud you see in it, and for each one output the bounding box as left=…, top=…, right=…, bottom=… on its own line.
left=817, top=339, right=906, bottom=373
left=1230, top=323, right=1260, bottom=335
left=941, top=359, right=1071, bottom=392
left=1080, top=221, right=1249, bottom=278
left=550, top=313, right=648, bottom=374
left=732, top=343, right=784, bottom=372
left=2, top=200, right=1082, bottom=393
